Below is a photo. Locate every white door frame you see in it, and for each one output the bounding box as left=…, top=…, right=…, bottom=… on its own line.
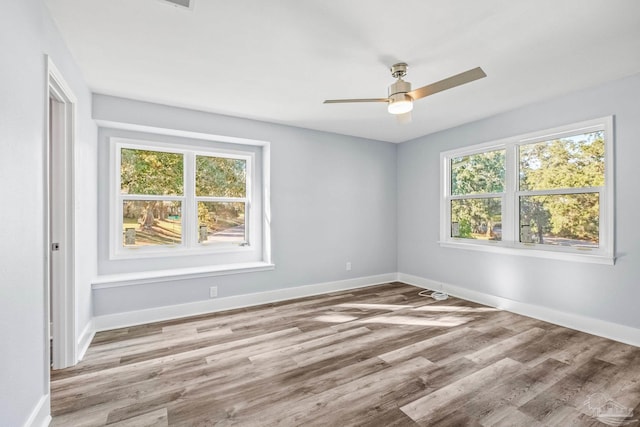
left=45, top=56, right=77, bottom=370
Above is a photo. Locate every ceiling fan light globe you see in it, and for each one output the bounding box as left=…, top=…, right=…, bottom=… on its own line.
left=388, top=97, right=413, bottom=115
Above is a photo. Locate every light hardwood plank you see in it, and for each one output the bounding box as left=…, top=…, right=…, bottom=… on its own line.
left=49, top=282, right=640, bottom=427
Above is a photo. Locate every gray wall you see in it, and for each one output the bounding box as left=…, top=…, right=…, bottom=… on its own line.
left=93, top=95, right=398, bottom=315
left=398, top=72, right=640, bottom=329
left=0, top=0, right=96, bottom=425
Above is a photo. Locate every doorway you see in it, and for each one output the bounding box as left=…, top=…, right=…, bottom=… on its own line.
left=46, top=57, right=77, bottom=370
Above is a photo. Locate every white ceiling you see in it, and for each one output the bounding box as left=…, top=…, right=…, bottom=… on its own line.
left=45, top=0, right=640, bottom=143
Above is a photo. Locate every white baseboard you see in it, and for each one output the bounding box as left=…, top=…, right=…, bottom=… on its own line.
left=77, top=319, right=95, bottom=361
left=23, top=394, right=50, bottom=427
left=91, top=271, right=640, bottom=347
left=397, top=272, right=640, bottom=348
left=93, top=273, right=397, bottom=331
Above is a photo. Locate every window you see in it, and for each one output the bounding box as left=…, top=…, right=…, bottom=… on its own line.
left=441, top=117, right=614, bottom=264
left=112, top=138, right=257, bottom=259
left=195, top=155, right=249, bottom=247
left=120, top=148, right=185, bottom=248
left=450, top=149, right=505, bottom=241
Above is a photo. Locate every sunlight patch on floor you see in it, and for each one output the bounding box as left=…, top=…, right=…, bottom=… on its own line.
left=357, top=315, right=473, bottom=327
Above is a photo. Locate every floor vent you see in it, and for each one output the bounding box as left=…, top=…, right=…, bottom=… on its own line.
left=159, top=0, right=194, bottom=10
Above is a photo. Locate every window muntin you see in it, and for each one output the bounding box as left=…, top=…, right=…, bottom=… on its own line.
left=114, top=140, right=253, bottom=257
left=441, top=117, right=613, bottom=261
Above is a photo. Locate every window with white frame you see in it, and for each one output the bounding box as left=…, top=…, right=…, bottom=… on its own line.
left=112, top=138, right=256, bottom=258
left=441, top=116, right=614, bottom=263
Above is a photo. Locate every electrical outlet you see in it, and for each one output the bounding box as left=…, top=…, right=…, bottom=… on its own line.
left=209, top=286, right=218, bottom=298
left=346, top=262, right=352, bottom=271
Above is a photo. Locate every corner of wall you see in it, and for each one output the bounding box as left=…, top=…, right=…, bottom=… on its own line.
left=23, top=394, right=51, bottom=427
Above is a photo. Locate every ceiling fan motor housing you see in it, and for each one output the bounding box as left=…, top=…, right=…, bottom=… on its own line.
left=388, top=79, right=413, bottom=114
left=388, top=79, right=412, bottom=99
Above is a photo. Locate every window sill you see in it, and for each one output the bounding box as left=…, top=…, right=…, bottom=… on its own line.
left=439, top=240, right=615, bottom=265
left=92, top=262, right=275, bottom=289
left=110, top=244, right=253, bottom=261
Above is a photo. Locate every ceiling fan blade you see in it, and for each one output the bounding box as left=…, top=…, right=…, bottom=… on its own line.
left=396, top=111, right=412, bottom=124
left=407, top=67, right=486, bottom=101
left=323, top=98, right=389, bottom=104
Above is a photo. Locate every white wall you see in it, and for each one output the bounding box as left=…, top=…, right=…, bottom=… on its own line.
left=92, top=95, right=398, bottom=316
left=398, top=72, right=640, bottom=329
left=0, top=1, right=96, bottom=425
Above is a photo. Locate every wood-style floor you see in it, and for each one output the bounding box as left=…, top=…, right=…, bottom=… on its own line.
left=51, top=283, right=640, bottom=426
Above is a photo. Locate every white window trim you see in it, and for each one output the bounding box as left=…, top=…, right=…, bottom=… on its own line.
left=440, top=116, right=615, bottom=265
left=109, top=137, right=258, bottom=260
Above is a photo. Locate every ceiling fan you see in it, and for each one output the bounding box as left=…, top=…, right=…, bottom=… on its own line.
left=323, top=63, right=486, bottom=121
